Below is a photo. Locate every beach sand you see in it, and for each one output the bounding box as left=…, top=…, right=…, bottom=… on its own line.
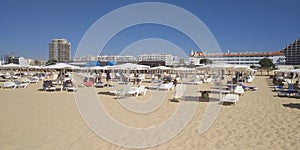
left=0, top=76, right=299, bottom=150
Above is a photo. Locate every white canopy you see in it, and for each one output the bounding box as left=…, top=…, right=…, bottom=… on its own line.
left=291, top=69, right=300, bottom=73
left=29, top=65, right=42, bottom=69
left=229, top=65, right=251, bottom=71
left=150, top=66, right=173, bottom=70
left=108, top=63, right=150, bottom=70
left=173, top=67, right=195, bottom=71
left=273, top=69, right=294, bottom=73
left=1, top=63, right=21, bottom=69
left=196, top=64, right=234, bottom=70
left=87, top=66, right=109, bottom=70
left=44, top=63, right=80, bottom=69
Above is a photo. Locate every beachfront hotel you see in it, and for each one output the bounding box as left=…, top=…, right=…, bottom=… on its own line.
left=49, top=38, right=71, bottom=62
left=137, top=54, right=176, bottom=66
left=189, top=50, right=286, bottom=66
left=72, top=53, right=178, bottom=67
left=281, top=38, right=300, bottom=65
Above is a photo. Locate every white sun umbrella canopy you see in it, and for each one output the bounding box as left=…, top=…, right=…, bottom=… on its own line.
left=108, top=63, right=150, bottom=70
left=231, top=64, right=251, bottom=72
left=44, top=63, right=80, bottom=69
left=291, top=69, right=300, bottom=73
left=196, top=64, right=233, bottom=70
left=174, top=67, right=195, bottom=71
left=29, top=65, right=42, bottom=69
left=1, top=63, right=21, bottom=69
left=87, top=66, right=109, bottom=70
left=1, top=63, right=30, bottom=78
left=150, top=66, right=173, bottom=70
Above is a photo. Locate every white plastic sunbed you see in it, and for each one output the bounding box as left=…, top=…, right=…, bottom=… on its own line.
left=2, top=82, right=17, bottom=89
left=185, top=80, right=203, bottom=85
left=234, top=86, right=245, bottom=95
left=203, top=78, right=212, bottom=83
left=159, top=82, right=174, bottom=91
left=221, top=94, right=239, bottom=105
left=13, top=81, right=29, bottom=88
left=126, top=86, right=147, bottom=97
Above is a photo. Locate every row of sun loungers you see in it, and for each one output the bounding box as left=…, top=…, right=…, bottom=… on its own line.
left=42, top=80, right=78, bottom=92
left=1, top=81, right=29, bottom=89
left=109, top=85, right=147, bottom=98
left=276, top=84, right=300, bottom=97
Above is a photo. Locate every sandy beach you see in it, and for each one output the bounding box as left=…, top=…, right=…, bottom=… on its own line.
left=0, top=75, right=299, bottom=150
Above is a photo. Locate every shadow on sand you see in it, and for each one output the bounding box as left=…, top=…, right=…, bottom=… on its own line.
left=282, top=103, right=300, bottom=109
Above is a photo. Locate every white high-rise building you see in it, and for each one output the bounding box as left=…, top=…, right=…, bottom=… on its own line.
left=49, top=38, right=71, bottom=62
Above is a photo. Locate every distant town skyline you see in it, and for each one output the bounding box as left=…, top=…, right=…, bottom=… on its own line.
left=0, top=0, right=299, bottom=60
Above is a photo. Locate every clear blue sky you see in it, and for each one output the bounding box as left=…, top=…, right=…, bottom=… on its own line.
left=0, top=0, right=299, bottom=60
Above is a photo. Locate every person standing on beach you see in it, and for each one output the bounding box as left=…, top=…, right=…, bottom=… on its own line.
left=173, top=78, right=177, bottom=87
left=106, top=70, right=111, bottom=87
left=97, top=71, right=102, bottom=83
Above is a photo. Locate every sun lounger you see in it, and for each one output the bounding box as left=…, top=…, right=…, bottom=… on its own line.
left=13, top=81, right=29, bottom=88
left=221, top=94, right=239, bottom=105
left=246, top=77, right=254, bottom=83
left=294, top=93, right=300, bottom=98
left=2, top=82, right=17, bottom=89
left=109, top=86, right=130, bottom=98
left=234, top=86, right=245, bottom=95
left=126, top=86, right=147, bottom=97
left=43, top=80, right=56, bottom=91
left=277, top=89, right=298, bottom=97
left=94, top=82, right=105, bottom=88
left=277, top=84, right=299, bottom=97
left=274, top=85, right=284, bottom=91
left=148, top=83, right=161, bottom=90
left=0, top=76, right=6, bottom=82
left=63, top=80, right=77, bottom=92
left=203, top=78, right=212, bottom=83
left=83, top=80, right=94, bottom=87
left=21, top=77, right=39, bottom=84
left=159, top=82, right=174, bottom=91
left=242, top=85, right=258, bottom=91
left=185, top=80, right=203, bottom=85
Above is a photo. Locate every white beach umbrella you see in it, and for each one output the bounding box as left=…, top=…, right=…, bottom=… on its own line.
left=88, top=66, right=109, bottom=70
left=272, top=69, right=294, bottom=73
left=1, top=63, right=21, bottom=69
left=150, top=66, right=173, bottom=70
left=108, top=63, right=150, bottom=70
left=229, top=65, right=251, bottom=72
left=173, top=67, right=195, bottom=71
left=290, top=69, right=300, bottom=73
left=196, top=64, right=233, bottom=70
left=29, top=65, right=42, bottom=69
left=44, top=63, right=80, bottom=69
